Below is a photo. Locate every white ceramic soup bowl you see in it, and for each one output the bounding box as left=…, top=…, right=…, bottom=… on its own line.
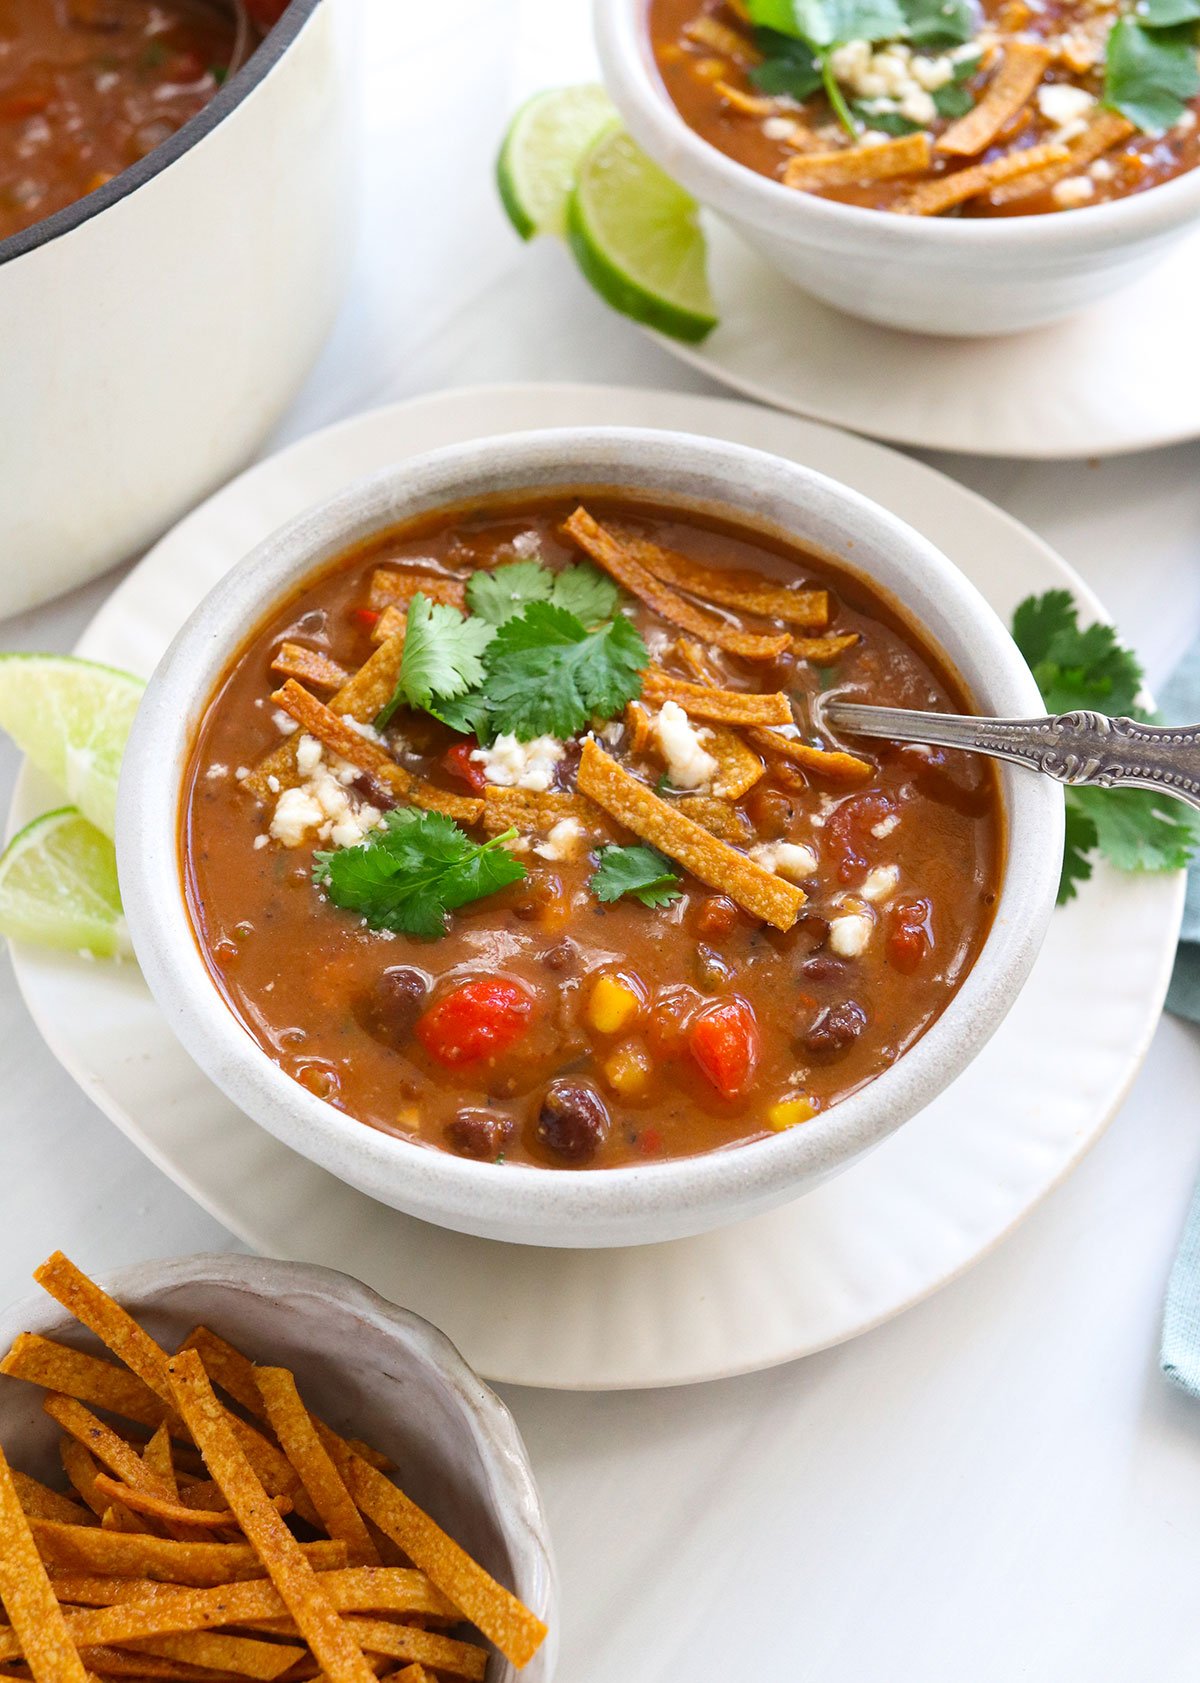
left=595, top=0, right=1200, bottom=336
left=0, top=0, right=356, bottom=618
left=0, top=1252, right=557, bottom=1683
left=117, top=427, right=1063, bottom=1248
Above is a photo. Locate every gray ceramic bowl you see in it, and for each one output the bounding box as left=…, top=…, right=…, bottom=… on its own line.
left=0, top=1253, right=556, bottom=1683
left=117, top=428, right=1063, bottom=1247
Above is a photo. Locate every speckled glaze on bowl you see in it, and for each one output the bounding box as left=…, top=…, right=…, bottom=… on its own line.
left=0, top=1253, right=556, bottom=1683
left=595, top=0, right=1200, bottom=336
left=117, top=428, right=1063, bottom=1247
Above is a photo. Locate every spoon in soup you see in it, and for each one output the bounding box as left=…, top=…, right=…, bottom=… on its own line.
left=819, top=699, right=1200, bottom=813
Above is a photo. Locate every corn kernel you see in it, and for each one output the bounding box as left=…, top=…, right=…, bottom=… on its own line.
left=587, top=974, right=642, bottom=1035
left=604, top=1042, right=651, bottom=1097
left=767, top=1096, right=817, bottom=1132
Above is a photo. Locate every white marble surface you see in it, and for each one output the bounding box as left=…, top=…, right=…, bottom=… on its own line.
left=2, top=1, right=1200, bottom=1676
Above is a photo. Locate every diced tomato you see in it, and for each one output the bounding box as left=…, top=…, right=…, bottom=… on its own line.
left=688, top=997, right=760, bottom=1100
left=415, top=978, right=533, bottom=1068
left=442, top=741, right=486, bottom=791
left=353, top=607, right=380, bottom=629
left=637, top=1127, right=664, bottom=1157
left=887, top=898, right=933, bottom=974
left=824, top=792, right=896, bottom=885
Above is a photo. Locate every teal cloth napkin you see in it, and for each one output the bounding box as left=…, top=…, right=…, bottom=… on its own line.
left=1159, top=644, right=1200, bottom=1397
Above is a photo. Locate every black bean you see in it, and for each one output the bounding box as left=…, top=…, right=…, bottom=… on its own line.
left=800, top=954, right=845, bottom=984
left=354, top=966, right=428, bottom=1051
left=542, top=939, right=578, bottom=973
left=802, top=999, right=867, bottom=1058
left=445, top=1109, right=514, bottom=1160
left=535, top=1079, right=611, bottom=1164
left=694, top=944, right=734, bottom=992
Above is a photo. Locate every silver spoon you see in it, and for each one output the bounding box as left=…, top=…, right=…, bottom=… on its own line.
left=820, top=700, right=1200, bottom=813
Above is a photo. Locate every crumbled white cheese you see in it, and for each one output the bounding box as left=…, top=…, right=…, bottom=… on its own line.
left=509, top=530, right=540, bottom=558
left=206, top=763, right=228, bottom=780
left=1052, top=174, right=1095, bottom=207
left=235, top=766, right=251, bottom=782
left=752, top=841, right=818, bottom=882
left=470, top=733, right=565, bottom=791
left=871, top=813, right=900, bottom=840
left=295, top=734, right=323, bottom=778
left=601, top=721, right=623, bottom=746
left=269, top=785, right=326, bottom=847
left=829, top=39, right=945, bottom=127
left=534, top=818, right=585, bottom=862
left=829, top=911, right=873, bottom=958
left=267, top=774, right=281, bottom=795
left=1037, top=83, right=1096, bottom=144
left=1176, top=107, right=1198, bottom=133
left=343, top=716, right=383, bottom=744
left=652, top=701, right=718, bottom=791
left=762, top=114, right=798, bottom=140
left=1089, top=157, right=1115, bottom=181
left=861, top=864, right=900, bottom=903
left=254, top=834, right=269, bottom=850
left=272, top=708, right=299, bottom=736
left=267, top=738, right=382, bottom=850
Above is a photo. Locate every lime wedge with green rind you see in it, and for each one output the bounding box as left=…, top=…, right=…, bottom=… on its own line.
left=0, top=653, right=144, bottom=839
left=565, top=128, right=718, bottom=344
left=0, top=807, right=129, bottom=958
left=497, top=84, right=619, bottom=239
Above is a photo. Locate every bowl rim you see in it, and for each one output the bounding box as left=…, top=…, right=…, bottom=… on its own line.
left=0, top=1250, right=557, bottom=1677
left=594, top=0, right=1200, bottom=254
left=0, top=0, right=324, bottom=272
left=116, top=426, right=1063, bottom=1241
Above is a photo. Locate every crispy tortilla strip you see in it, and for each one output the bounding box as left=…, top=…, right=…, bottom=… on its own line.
left=713, top=79, right=782, bottom=117
left=895, top=140, right=1069, bottom=214
left=142, top=1428, right=177, bottom=1499
left=165, top=1350, right=376, bottom=1683
left=243, top=633, right=408, bottom=802
left=367, top=572, right=465, bottom=614
left=10, top=1471, right=87, bottom=1526
left=175, top=1332, right=389, bottom=1475
left=32, top=1259, right=179, bottom=1412
left=31, top=1523, right=346, bottom=1587
left=0, top=1334, right=169, bottom=1432
left=563, top=508, right=790, bottom=661
left=325, top=1450, right=547, bottom=1672
left=578, top=740, right=803, bottom=928
left=384, top=1668, right=436, bottom=1683
left=641, top=670, right=791, bottom=726
left=936, top=40, right=1052, bottom=156
left=44, top=1398, right=178, bottom=1508
left=747, top=728, right=873, bottom=783
left=255, top=1369, right=379, bottom=1569
left=90, top=1476, right=241, bottom=1533
left=339, top=1621, right=485, bottom=1683
left=615, top=538, right=830, bottom=630
left=674, top=795, right=753, bottom=843
left=625, top=701, right=652, bottom=756
left=370, top=605, right=407, bottom=646
left=271, top=645, right=351, bottom=692
left=100, top=1503, right=150, bottom=1535
left=46, top=1569, right=454, bottom=1622
left=61, top=1442, right=109, bottom=1521
left=672, top=639, right=721, bottom=684
left=791, top=632, right=858, bottom=663
left=707, top=729, right=765, bottom=801
left=988, top=109, right=1136, bottom=202
left=479, top=786, right=609, bottom=839
left=271, top=681, right=483, bottom=828
left=115, top=1634, right=303, bottom=1683
left=784, top=133, right=930, bottom=189
left=74, top=1647, right=219, bottom=1680
left=683, top=14, right=757, bottom=59
left=0, top=1447, right=89, bottom=1683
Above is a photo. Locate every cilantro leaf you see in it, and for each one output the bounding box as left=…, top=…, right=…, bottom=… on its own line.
left=466, top=561, right=553, bottom=627
left=932, top=78, right=975, bottom=117
left=1103, top=17, right=1200, bottom=133
left=481, top=602, right=647, bottom=741
left=590, top=844, right=683, bottom=908
left=1138, top=0, right=1200, bottom=28
left=1011, top=589, right=1143, bottom=717
left=745, top=0, right=806, bottom=30
left=427, top=690, right=494, bottom=737
left=377, top=594, right=493, bottom=728
left=750, top=27, right=824, bottom=97
left=1069, top=784, right=1200, bottom=876
left=1058, top=800, right=1098, bottom=905
left=789, top=0, right=908, bottom=46
left=313, top=809, right=525, bottom=938
left=550, top=562, right=620, bottom=626
left=903, top=0, right=976, bottom=45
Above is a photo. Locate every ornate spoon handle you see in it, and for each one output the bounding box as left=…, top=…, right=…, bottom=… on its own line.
left=822, top=702, right=1200, bottom=812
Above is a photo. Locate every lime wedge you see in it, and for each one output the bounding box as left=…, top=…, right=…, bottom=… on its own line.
left=566, top=128, right=718, bottom=344
left=0, top=654, right=144, bottom=838
left=497, top=84, right=618, bottom=240
left=0, top=807, right=129, bottom=958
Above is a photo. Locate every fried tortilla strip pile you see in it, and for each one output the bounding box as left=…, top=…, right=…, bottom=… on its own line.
left=784, top=133, right=931, bottom=189
left=747, top=728, right=873, bottom=783
left=0, top=1253, right=548, bottom=1680
left=894, top=141, right=1069, bottom=215
left=367, top=571, right=466, bottom=613
left=610, top=534, right=830, bottom=629
left=987, top=109, right=1136, bottom=203
left=936, top=40, right=1053, bottom=156
left=578, top=738, right=803, bottom=929
left=270, top=645, right=350, bottom=691
left=641, top=670, right=792, bottom=726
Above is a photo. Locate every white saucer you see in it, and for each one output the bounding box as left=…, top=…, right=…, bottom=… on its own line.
left=644, top=218, right=1200, bottom=460
left=8, top=383, right=1184, bottom=1389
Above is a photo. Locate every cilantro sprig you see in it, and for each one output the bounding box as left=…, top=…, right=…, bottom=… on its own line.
left=466, top=558, right=619, bottom=628
left=313, top=809, right=526, bottom=938
left=481, top=602, right=647, bottom=741
left=1012, top=591, right=1199, bottom=903
left=590, top=844, right=683, bottom=908
left=376, top=596, right=493, bottom=729
left=1103, top=14, right=1200, bottom=134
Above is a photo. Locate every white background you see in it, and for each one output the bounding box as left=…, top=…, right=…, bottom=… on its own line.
left=3, top=2, right=1200, bottom=1676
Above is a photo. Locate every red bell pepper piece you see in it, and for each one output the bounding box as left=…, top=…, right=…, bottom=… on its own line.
left=416, top=978, right=534, bottom=1068
left=688, top=997, right=761, bottom=1100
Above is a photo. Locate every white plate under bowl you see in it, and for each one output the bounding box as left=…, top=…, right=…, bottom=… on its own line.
left=641, top=218, right=1200, bottom=460
left=7, top=383, right=1184, bottom=1389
